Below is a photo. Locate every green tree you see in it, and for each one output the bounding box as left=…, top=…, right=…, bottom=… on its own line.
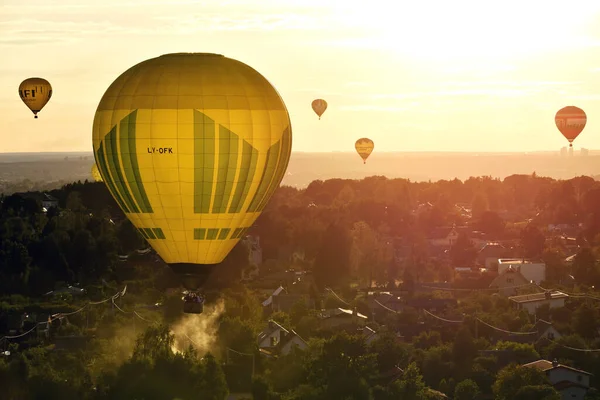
left=520, top=225, right=546, bottom=259
left=573, top=247, right=599, bottom=285
left=493, top=365, right=555, bottom=400
left=312, top=222, right=352, bottom=288
left=306, top=332, right=377, bottom=400
left=369, top=331, right=410, bottom=372
left=387, top=362, right=431, bottom=400
left=454, top=379, right=481, bottom=400
left=450, top=234, right=477, bottom=267
left=514, top=385, right=561, bottom=400
left=452, top=327, right=477, bottom=370
left=478, top=211, right=505, bottom=237
left=574, top=303, right=600, bottom=339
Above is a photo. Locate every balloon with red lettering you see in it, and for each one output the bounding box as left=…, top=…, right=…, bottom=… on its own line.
left=311, top=99, right=327, bottom=120
left=555, top=106, right=586, bottom=147
left=18, top=78, right=52, bottom=119
left=355, top=138, right=374, bottom=164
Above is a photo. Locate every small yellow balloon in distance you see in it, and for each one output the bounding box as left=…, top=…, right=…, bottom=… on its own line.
left=92, top=53, right=292, bottom=268
left=355, top=138, right=374, bottom=164
left=91, top=163, right=103, bottom=182
left=19, top=78, right=52, bottom=119
left=311, top=99, right=327, bottom=120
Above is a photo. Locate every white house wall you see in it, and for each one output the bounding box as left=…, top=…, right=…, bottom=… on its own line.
left=280, top=336, right=308, bottom=356
left=258, top=330, right=282, bottom=349
left=498, top=262, right=546, bottom=284
left=547, top=368, right=590, bottom=388
left=521, top=298, right=565, bottom=315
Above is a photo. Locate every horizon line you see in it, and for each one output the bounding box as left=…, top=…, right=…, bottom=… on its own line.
left=0, top=150, right=596, bottom=155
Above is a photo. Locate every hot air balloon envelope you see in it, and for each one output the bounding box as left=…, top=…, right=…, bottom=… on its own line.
left=312, top=99, right=327, bottom=120
left=355, top=138, right=374, bottom=164
left=555, top=106, right=586, bottom=147
left=92, top=53, right=292, bottom=292
left=19, top=78, right=52, bottom=118
left=91, top=163, right=103, bottom=182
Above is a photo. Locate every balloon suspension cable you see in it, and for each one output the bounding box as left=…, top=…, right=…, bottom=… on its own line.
left=172, top=265, right=214, bottom=315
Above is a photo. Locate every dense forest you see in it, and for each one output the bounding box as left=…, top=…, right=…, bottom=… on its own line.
left=1, top=174, right=600, bottom=399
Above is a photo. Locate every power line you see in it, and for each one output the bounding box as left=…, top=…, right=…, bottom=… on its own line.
left=423, top=309, right=463, bottom=324
left=547, top=338, right=600, bottom=353
left=325, top=287, right=352, bottom=306
left=1, top=286, right=127, bottom=343
left=420, top=282, right=537, bottom=292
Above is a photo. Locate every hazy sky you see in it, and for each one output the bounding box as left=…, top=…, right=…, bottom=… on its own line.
left=3, top=0, right=600, bottom=153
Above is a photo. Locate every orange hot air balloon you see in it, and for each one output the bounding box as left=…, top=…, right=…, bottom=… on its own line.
left=555, top=106, right=586, bottom=147
left=311, top=99, right=327, bottom=120
left=19, top=78, right=52, bottom=119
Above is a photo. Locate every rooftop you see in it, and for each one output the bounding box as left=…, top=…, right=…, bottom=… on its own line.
left=321, top=307, right=368, bottom=319
left=257, top=320, right=289, bottom=343
left=509, top=291, right=568, bottom=304
left=498, top=258, right=544, bottom=265
left=523, top=359, right=591, bottom=376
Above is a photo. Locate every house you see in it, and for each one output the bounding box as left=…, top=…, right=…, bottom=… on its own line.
left=523, top=359, right=591, bottom=400
left=271, top=294, right=315, bottom=314
left=359, top=326, right=380, bottom=345
left=412, top=202, right=433, bottom=217
left=241, top=235, right=263, bottom=267
left=498, top=259, right=546, bottom=284
left=469, top=231, right=489, bottom=249
left=319, top=307, right=368, bottom=329
left=509, top=291, right=569, bottom=315
left=257, top=320, right=308, bottom=357
left=15, top=192, right=59, bottom=212
left=489, top=266, right=530, bottom=296
left=455, top=203, right=472, bottom=219
left=564, top=253, right=577, bottom=265
left=258, top=269, right=303, bottom=288
left=41, top=193, right=59, bottom=210
left=428, top=227, right=459, bottom=247
left=477, top=242, right=508, bottom=269
left=534, top=319, right=562, bottom=341
left=261, top=286, right=286, bottom=308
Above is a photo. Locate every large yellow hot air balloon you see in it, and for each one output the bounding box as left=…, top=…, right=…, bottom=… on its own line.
left=312, top=99, right=327, bottom=120
left=355, top=138, right=374, bottom=164
left=91, top=163, right=103, bottom=182
left=92, top=53, right=292, bottom=311
left=19, top=78, right=52, bottom=118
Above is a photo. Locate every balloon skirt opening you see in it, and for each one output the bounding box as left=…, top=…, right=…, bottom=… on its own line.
left=169, top=263, right=215, bottom=290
